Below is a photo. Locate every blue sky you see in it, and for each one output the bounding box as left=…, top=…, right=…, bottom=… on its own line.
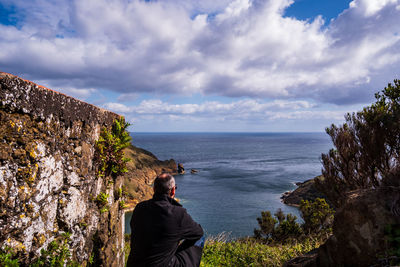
left=0, top=0, right=399, bottom=132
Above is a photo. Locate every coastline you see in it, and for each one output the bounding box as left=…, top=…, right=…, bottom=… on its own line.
left=281, top=175, right=326, bottom=207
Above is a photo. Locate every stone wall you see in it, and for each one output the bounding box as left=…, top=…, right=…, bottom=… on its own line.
left=0, top=72, right=125, bottom=266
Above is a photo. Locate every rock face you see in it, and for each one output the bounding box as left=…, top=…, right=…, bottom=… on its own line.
left=0, top=73, right=124, bottom=266
left=122, top=145, right=177, bottom=208
left=317, top=186, right=400, bottom=266
left=281, top=176, right=328, bottom=207
left=284, top=186, right=400, bottom=267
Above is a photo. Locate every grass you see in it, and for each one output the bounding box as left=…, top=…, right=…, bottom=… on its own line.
left=124, top=233, right=323, bottom=267
left=200, top=234, right=321, bottom=267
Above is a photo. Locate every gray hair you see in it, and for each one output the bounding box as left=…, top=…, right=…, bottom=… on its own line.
left=154, top=173, right=175, bottom=195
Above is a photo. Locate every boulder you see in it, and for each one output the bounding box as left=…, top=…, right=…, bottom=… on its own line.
left=317, top=186, right=400, bottom=266
left=284, top=249, right=318, bottom=267
left=177, top=163, right=185, bottom=174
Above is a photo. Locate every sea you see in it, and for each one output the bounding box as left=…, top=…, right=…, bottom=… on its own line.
left=124, top=132, right=333, bottom=238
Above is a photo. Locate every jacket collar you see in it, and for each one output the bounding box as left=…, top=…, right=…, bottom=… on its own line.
left=153, top=193, right=182, bottom=207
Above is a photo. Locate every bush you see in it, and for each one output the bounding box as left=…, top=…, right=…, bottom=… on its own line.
left=255, top=198, right=334, bottom=243
left=317, top=80, right=400, bottom=207
left=254, top=208, right=302, bottom=243
left=299, top=198, right=334, bottom=234
left=273, top=213, right=303, bottom=241
left=96, top=117, right=132, bottom=178
left=254, top=211, right=277, bottom=240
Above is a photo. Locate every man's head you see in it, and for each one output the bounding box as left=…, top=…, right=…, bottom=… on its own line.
left=154, top=173, right=176, bottom=198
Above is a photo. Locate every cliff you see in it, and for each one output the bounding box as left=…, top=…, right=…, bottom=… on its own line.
left=122, top=144, right=177, bottom=209
left=281, top=175, right=329, bottom=207
left=0, top=72, right=124, bottom=266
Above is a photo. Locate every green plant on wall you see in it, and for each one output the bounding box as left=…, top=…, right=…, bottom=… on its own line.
left=95, top=192, right=110, bottom=213
left=119, top=200, right=127, bottom=210
left=0, top=233, right=81, bottom=267
left=0, top=247, right=19, bottom=267
left=31, top=232, right=80, bottom=267
left=96, top=117, right=132, bottom=178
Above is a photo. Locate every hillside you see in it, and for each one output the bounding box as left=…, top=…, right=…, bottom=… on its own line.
left=122, top=144, right=177, bottom=210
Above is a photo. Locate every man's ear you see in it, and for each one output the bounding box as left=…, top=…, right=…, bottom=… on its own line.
left=170, top=187, right=176, bottom=197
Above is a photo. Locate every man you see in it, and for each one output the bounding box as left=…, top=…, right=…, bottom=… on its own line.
left=127, top=173, right=204, bottom=267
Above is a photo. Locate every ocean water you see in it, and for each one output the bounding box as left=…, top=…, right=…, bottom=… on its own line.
left=125, top=132, right=332, bottom=238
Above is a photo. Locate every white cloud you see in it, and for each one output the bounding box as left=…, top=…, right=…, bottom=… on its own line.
left=350, top=0, right=399, bottom=16
left=117, top=92, right=138, bottom=102
left=101, top=99, right=346, bottom=123
left=0, top=0, right=399, bottom=105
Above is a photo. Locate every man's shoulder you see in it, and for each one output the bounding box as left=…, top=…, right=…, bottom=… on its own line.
left=134, top=196, right=186, bottom=213
left=133, top=198, right=153, bottom=210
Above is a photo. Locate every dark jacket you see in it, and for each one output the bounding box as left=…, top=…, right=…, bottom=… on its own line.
left=127, top=194, right=204, bottom=267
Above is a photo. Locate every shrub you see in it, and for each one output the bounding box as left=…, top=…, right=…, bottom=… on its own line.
left=299, top=198, right=334, bottom=234
left=96, top=117, right=132, bottom=178
left=273, top=213, right=303, bottom=241
left=254, top=211, right=277, bottom=241
left=254, top=208, right=302, bottom=243
left=317, top=80, right=400, bottom=207
left=0, top=247, right=19, bottom=267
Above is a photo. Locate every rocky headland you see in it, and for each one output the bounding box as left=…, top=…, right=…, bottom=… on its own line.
left=281, top=175, right=328, bottom=207
left=122, top=144, right=177, bottom=210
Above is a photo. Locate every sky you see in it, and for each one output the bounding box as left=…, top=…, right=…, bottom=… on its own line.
left=0, top=0, right=399, bottom=132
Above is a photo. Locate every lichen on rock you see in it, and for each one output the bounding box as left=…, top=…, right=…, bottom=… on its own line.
left=0, top=72, right=124, bottom=266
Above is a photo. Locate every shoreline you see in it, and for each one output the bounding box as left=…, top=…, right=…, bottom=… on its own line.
left=280, top=175, right=326, bottom=207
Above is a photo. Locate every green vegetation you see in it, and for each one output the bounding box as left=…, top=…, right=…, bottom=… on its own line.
left=254, top=198, right=333, bottom=244
left=95, top=192, right=109, bottom=213
left=123, top=232, right=322, bottom=267
left=299, top=198, right=334, bottom=234
left=0, top=247, right=19, bottom=267
left=202, top=198, right=333, bottom=266
left=96, top=117, right=132, bottom=178
left=31, top=232, right=79, bottom=267
left=317, top=79, right=400, bottom=207
left=123, top=199, right=332, bottom=267
left=382, top=224, right=400, bottom=265
left=119, top=200, right=127, bottom=210
left=0, top=233, right=79, bottom=267
left=124, top=234, right=131, bottom=265
left=95, top=192, right=109, bottom=206
left=254, top=209, right=302, bottom=243
left=200, top=236, right=321, bottom=267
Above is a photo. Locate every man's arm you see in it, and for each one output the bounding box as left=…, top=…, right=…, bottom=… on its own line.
left=180, top=208, right=204, bottom=241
